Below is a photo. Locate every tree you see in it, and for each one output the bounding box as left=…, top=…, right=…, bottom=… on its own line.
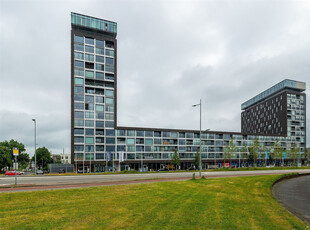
left=241, top=143, right=248, bottom=166
left=171, top=149, right=180, bottom=170
left=194, top=150, right=200, bottom=169
left=305, top=148, right=310, bottom=166
left=0, top=146, right=12, bottom=171
left=31, top=147, right=53, bottom=170
left=288, top=143, right=299, bottom=166
left=273, top=141, right=284, bottom=166
left=54, top=155, right=62, bottom=164
left=224, top=139, right=237, bottom=167
left=0, top=140, right=29, bottom=170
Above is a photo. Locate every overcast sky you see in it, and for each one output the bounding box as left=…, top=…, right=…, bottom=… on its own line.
left=0, top=0, right=309, bottom=156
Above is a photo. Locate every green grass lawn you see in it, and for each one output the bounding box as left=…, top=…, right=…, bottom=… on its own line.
left=0, top=175, right=307, bottom=229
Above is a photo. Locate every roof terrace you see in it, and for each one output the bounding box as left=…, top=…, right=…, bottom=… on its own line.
left=71, top=12, right=117, bottom=34
left=241, top=79, right=306, bottom=110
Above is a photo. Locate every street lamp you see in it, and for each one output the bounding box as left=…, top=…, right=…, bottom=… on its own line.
left=192, top=99, right=202, bottom=177
left=32, top=119, right=37, bottom=175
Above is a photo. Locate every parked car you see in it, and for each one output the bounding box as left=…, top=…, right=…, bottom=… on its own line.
left=157, top=168, right=169, bottom=172
left=5, top=171, right=21, bottom=176
left=36, top=170, right=44, bottom=174
left=186, top=167, right=196, bottom=171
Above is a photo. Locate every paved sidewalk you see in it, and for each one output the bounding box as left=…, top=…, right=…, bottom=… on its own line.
left=273, top=175, right=310, bottom=226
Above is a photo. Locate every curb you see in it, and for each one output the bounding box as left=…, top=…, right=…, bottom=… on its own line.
left=272, top=172, right=310, bottom=226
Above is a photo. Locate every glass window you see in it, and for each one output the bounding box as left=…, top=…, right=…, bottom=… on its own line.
left=145, top=131, right=153, bottom=137
left=74, top=128, right=84, bottom=135
left=85, top=103, right=94, bottom=111
left=85, top=111, right=94, bottom=119
left=105, top=113, right=114, bottom=120
left=74, top=35, right=83, bottom=43
left=74, top=119, right=84, bottom=126
left=74, top=44, right=84, bottom=52
left=85, top=54, right=94, bottom=62
left=96, top=55, right=105, bottom=63
left=106, top=98, right=114, bottom=105
left=105, top=105, right=114, bottom=112
left=117, top=130, right=125, bottom=136
left=85, top=70, right=94, bottom=79
left=74, top=68, right=84, bottom=76
left=85, top=46, right=94, bottom=53
left=171, top=132, right=178, bottom=138
left=127, top=130, right=135, bottom=136
left=163, top=132, right=170, bottom=137
left=96, top=145, right=104, bottom=152
left=74, top=86, right=83, bottom=94
left=106, top=138, right=115, bottom=144
left=85, top=129, right=94, bottom=135
left=74, top=145, right=84, bottom=151
left=106, top=145, right=115, bottom=152
left=74, top=111, right=83, bottom=119
left=96, top=129, right=104, bottom=135
left=96, top=112, right=104, bottom=119
left=186, top=133, right=193, bottom=138
left=85, top=37, right=94, bottom=45
left=96, top=72, right=104, bottom=80
left=96, top=39, right=104, bottom=47
left=105, top=57, right=114, bottom=65
left=105, top=65, right=114, bottom=73
left=127, top=146, right=135, bottom=152
left=74, top=94, right=83, bottom=102
left=145, top=139, right=153, bottom=145
left=96, top=105, right=104, bottom=111
left=74, top=102, right=84, bottom=110
left=75, top=78, right=84, bottom=85
left=74, top=52, right=84, bottom=60
left=85, top=145, right=94, bottom=152
left=74, top=136, right=84, bottom=143
left=127, top=138, right=135, bottom=145
left=105, top=121, right=114, bottom=128
left=96, top=96, right=104, bottom=103
left=105, top=49, right=114, bottom=57
left=96, top=47, right=104, bottom=55
left=105, top=74, right=114, bottom=81
left=117, top=145, right=125, bottom=151
left=106, top=129, right=115, bottom=136
left=96, top=121, right=104, bottom=127
left=96, top=137, right=104, bottom=143
left=154, top=139, right=161, bottom=144
left=85, top=120, right=94, bottom=127
left=85, top=95, right=94, bottom=103
left=105, top=90, right=114, bottom=97
left=136, top=131, right=144, bottom=137
left=85, top=137, right=94, bottom=144
left=74, top=60, right=84, bottom=69
left=96, top=64, right=104, bottom=71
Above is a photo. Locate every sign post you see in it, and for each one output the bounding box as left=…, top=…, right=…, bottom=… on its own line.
left=13, top=147, right=19, bottom=185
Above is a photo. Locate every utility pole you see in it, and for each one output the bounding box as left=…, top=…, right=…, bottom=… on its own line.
left=32, top=119, right=37, bottom=175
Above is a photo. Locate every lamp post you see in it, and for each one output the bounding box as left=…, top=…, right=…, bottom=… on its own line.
left=32, top=119, right=37, bottom=175
left=192, top=99, right=202, bottom=177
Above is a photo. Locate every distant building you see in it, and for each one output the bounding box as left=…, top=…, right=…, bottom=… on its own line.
left=71, top=12, right=307, bottom=172
left=51, top=154, right=61, bottom=163
left=61, top=153, right=71, bottom=164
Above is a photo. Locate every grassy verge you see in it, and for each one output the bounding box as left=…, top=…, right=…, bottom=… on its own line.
left=0, top=174, right=307, bottom=229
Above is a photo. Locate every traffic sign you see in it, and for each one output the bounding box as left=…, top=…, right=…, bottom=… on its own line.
left=13, top=147, right=19, bottom=156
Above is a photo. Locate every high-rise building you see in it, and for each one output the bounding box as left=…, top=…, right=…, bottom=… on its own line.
left=71, top=13, right=307, bottom=172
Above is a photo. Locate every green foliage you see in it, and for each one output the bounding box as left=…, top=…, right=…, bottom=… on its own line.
left=288, top=143, right=299, bottom=166
left=0, top=140, right=29, bottom=170
left=224, top=138, right=237, bottom=166
left=171, top=149, right=180, bottom=170
left=31, top=147, right=53, bottom=169
left=0, top=146, right=12, bottom=171
left=273, top=141, right=284, bottom=161
left=53, top=155, right=62, bottom=164
left=306, top=148, right=310, bottom=163
left=194, top=150, right=200, bottom=169
left=0, top=175, right=307, bottom=229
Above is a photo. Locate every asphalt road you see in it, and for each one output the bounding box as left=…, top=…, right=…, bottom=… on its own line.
left=273, top=175, right=310, bottom=226
left=1, top=169, right=310, bottom=187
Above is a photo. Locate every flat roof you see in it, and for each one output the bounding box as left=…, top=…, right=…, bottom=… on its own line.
left=241, top=79, right=306, bottom=110
left=71, top=12, right=117, bottom=34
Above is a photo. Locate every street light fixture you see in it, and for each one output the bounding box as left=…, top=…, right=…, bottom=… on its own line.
left=192, top=99, right=202, bottom=177
left=32, top=119, right=37, bottom=175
